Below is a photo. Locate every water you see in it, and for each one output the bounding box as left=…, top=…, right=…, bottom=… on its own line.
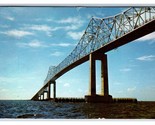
left=0, top=100, right=87, bottom=119
left=0, top=100, right=155, bottom=119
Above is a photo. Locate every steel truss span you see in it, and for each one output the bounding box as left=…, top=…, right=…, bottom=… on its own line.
left=32, top=7, right=155, bottom=100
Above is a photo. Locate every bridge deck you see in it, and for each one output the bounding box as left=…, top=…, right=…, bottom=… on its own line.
left=31, top=7, right=155, bottom=101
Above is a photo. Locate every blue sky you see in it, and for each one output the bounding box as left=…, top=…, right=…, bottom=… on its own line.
left=0, top=7, right=155, bottom=101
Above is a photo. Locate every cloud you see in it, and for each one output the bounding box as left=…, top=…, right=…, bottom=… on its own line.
left=50, top=43, right=76, bottom=47
left=136, top=55, right=155, bottom=61
left=51, top=25, right=82, bottom=31
left=0, top=29, right=34, bottom=38
left=67, top=30, right=84, bottom=40
left=45, top=18, right=53, bottom=22
left=120, top=68, right=131, bottom=72
left=64, top=25, right=82, bottom=31
left=63, top=83, right=70, bottom=87
left=136, top=32, right=155, bottom=42
left=34, top=18, right=53, bottom=22
left=22, top=24, right=52, bottom=36
left=17, top=40, right=47, bottom=48
left=26, top=24, right=51, bottom=31
left=5, top=16, right=15, bottom=21
left=57, top=16, right=84, bottom=31
left=23, top=17, right=84, bottom=35
left=22, top=23, right=82, bottom=36
left=58, top=17, right=81, bottom=24
left=50, top=51, right=64, bottom=57
left=27, top=40, right=44, bottom=48
left=127, top=86, right=136, bottom=92
left=17, top=40, right=75, bottom=49
left=0, top=89, right=8, bottom=92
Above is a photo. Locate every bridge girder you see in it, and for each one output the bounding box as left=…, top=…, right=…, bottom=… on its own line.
left=31, top=7, right=155, bottom=100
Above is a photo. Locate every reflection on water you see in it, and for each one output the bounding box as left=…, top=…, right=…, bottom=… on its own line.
left=0, top=100, right=155, bottom=119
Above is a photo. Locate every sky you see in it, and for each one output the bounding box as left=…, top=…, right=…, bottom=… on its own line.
left=0, top=7, right=155, bottom=101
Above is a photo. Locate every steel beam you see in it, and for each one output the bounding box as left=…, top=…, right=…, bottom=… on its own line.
left=31, top=7, right=155, bottom=101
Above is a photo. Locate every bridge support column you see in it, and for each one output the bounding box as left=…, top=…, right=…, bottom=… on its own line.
left=101, top=54, right=109, bottom=96
left=53, top=81, right=56, bottom=99
left=47, top=83, right=51, bottom=100
left=89, top=53, right=96, bottom=96
left=40, top=94, right=42, bottom=100
left=39, top=95, right=41, bottom=100
left=42, top=93, right=44, bottom=100
left=85, top=53, right=112, bottom=103
left=44, top=91, right=48, bottom=100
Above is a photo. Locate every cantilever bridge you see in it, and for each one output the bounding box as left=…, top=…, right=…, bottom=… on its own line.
left=31, top=7, right=155, bottom=102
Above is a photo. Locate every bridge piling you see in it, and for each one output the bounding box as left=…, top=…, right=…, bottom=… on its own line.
left=47, top=82, right=51, bottom=100
left=40, top=94, right=42, bottom=100
left=39, top=96, right=41, bottom=100
left=44, top=91, right=48, bottom=100
left=42, top=93, right=44, bottom=100
left=101, top=54, right=109, bottom=96
left=85, top=53, right=112, bottom=103
left=89, top=53, right=96, bottom=96
left=53, top=81, right=56, bottom=99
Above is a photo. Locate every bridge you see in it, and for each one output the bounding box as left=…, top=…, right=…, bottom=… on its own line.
left=31, top=7, right=155, bottom=102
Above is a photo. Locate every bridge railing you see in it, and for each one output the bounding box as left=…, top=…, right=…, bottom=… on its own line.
left=44, top=7, right=155, bottom=85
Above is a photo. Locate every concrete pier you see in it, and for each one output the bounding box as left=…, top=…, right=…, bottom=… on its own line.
left=101, top=54, right=109, bottom=96
left=40, top=94, right=43, bottom=100
left=47, top=83, right=51, bottom=100
left=89, top=53, right=96, bottom=96
left=53, top=81, right=56, bottom=99
left=85, top=53, right=112, bottom=103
